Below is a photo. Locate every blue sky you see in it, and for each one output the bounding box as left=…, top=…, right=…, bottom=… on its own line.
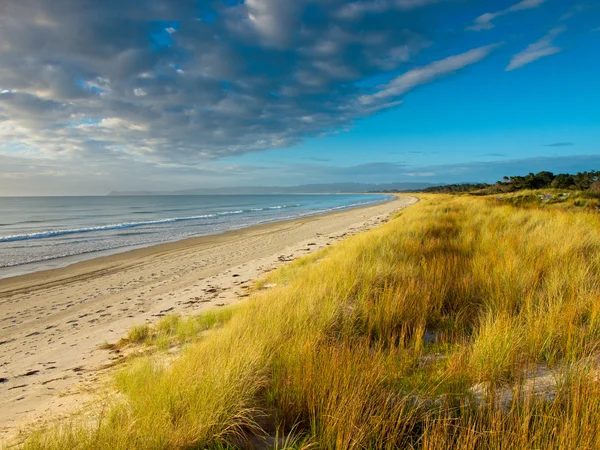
left=0, top=0, right=598, bottom=195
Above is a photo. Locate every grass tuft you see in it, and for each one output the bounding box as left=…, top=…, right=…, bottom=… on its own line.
left=127, top=324, right=149, bottom=344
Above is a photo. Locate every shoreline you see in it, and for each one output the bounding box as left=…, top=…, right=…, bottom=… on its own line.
left=0, top=196, right=416, bottom=441
left=0, top=194, right=394, bottom=280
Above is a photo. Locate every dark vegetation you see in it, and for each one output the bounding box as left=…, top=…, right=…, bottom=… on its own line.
left=416, top=170, right=600, bottom=195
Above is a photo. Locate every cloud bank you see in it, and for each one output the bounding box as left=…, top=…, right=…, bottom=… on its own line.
left=0, top=0, right=498, bottom=168
left=0, top=0, right=589, bottom=196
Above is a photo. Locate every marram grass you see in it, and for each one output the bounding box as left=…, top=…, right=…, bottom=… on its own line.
left=22, top=194, right=600, bottom=449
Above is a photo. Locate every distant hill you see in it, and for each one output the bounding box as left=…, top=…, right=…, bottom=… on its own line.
left=108, top=182, right=435, bottom=196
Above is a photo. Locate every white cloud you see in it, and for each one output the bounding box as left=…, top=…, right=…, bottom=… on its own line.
left=506, top=26, right=565, bottom=71
left=99, top=118, right=149, bottom=132
left=468, top=0, right=547, bottom=31
left=361, top=44, right=499, bottom=105
left=405, top=172, right=436, bottom=177
left=337, top=0, right=441, bottom=20
left=468, top=13, right=501, bottom=32
left=508, top=0, right=547, bottom=12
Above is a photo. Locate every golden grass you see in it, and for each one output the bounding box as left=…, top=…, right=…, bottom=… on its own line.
left=22, top=194, right=600, bottom=449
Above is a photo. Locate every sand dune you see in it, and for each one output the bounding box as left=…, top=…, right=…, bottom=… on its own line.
left=0, top=196, right=416, bottom=440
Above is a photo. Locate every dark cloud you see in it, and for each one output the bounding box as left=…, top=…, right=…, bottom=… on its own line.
left=544, top=142, right=574, bottom=147
left=0, top=0, right=500, bottom=166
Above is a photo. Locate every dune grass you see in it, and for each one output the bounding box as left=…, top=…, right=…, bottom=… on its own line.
left=22, top=194, right=600, bottom=449
left=489, top=188, right=600, bottom=210
left=120, top=309, right=236, bottom=351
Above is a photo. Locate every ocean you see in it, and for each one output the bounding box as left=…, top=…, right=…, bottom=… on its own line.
left=0, top=194, right=392, bottom=278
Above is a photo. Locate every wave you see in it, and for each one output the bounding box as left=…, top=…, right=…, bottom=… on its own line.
left=0, top=204, right=308, bottom=244
left=0, top=196, right=390, bottom=245
left=0, top=205, right=306, bottom=244
left=0, top=196, right=393, bottom=273
left=249, top=204, right=301, bottom=212
left=0, top=213, right=222, bottom=243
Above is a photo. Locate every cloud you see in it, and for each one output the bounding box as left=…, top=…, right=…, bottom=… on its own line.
left=336, top=0, right=442, bottom=20
left=468, top=0, right=547, bottom=31
left=0, top=0, right=497, bottom=170
left=508, top=0, right=547, bottom=12
left=303, top=157, right=331, bottom=162
left=544, top=142, right=574, bottom=147
left=360, top=44, right=499, bottom=105
left=405, top=172, right=436, bottom=177
left=506, top=26, right=566, bottom=71
left=0, top=0, right=576, bottom=196
left=4, top=149, right=598, bottom=196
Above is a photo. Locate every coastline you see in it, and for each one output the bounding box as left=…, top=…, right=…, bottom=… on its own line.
left=0, top=194, right=394, bottom=280
left=0, top=195, right=416, bottom=441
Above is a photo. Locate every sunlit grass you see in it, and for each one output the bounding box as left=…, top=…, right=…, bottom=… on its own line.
left=127, top=324, right=149, bottom=344
left=22, top=194, right=600, bottom=449
left=121, top=309, right=236, bottom=352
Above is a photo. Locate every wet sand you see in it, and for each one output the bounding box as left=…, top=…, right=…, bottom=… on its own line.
left=0, top=195, right=417, bottom=440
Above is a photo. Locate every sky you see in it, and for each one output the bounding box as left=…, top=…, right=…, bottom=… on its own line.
left=0, top=0, right=599, bottom=195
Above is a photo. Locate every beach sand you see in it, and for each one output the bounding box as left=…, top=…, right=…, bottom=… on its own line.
left=0, top=195, right=416, bottom=441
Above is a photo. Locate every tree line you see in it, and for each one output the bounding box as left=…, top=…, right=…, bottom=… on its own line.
left=419, top=170, right=600, bottom=194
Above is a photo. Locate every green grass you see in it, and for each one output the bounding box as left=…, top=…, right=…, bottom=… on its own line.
left=127, top=324, right=149, bottom=343
left=492, top=188, right=600, bottom=210
left=22, top=194, right=600, bottom=449
left=121, top=308, right=236, bottom=351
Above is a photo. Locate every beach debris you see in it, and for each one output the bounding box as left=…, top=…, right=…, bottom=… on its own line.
left=19, top=370, right=39, bottom=377
left=0, top=378, right=8, bottom=383
left=42, top=376, right=68, bottom=386
left=8, top=385, right=27, bottom=391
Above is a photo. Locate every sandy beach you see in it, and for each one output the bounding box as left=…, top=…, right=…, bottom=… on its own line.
left=0, top=195, right=416, bottom=441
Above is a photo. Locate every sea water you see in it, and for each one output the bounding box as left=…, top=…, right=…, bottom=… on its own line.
left=0, top=194, right=392, bottom=278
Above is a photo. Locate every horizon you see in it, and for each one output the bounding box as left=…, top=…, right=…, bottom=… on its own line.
left=0, top=170, right=590, bottom=197
left=1, top=0, right=599, bottom=195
